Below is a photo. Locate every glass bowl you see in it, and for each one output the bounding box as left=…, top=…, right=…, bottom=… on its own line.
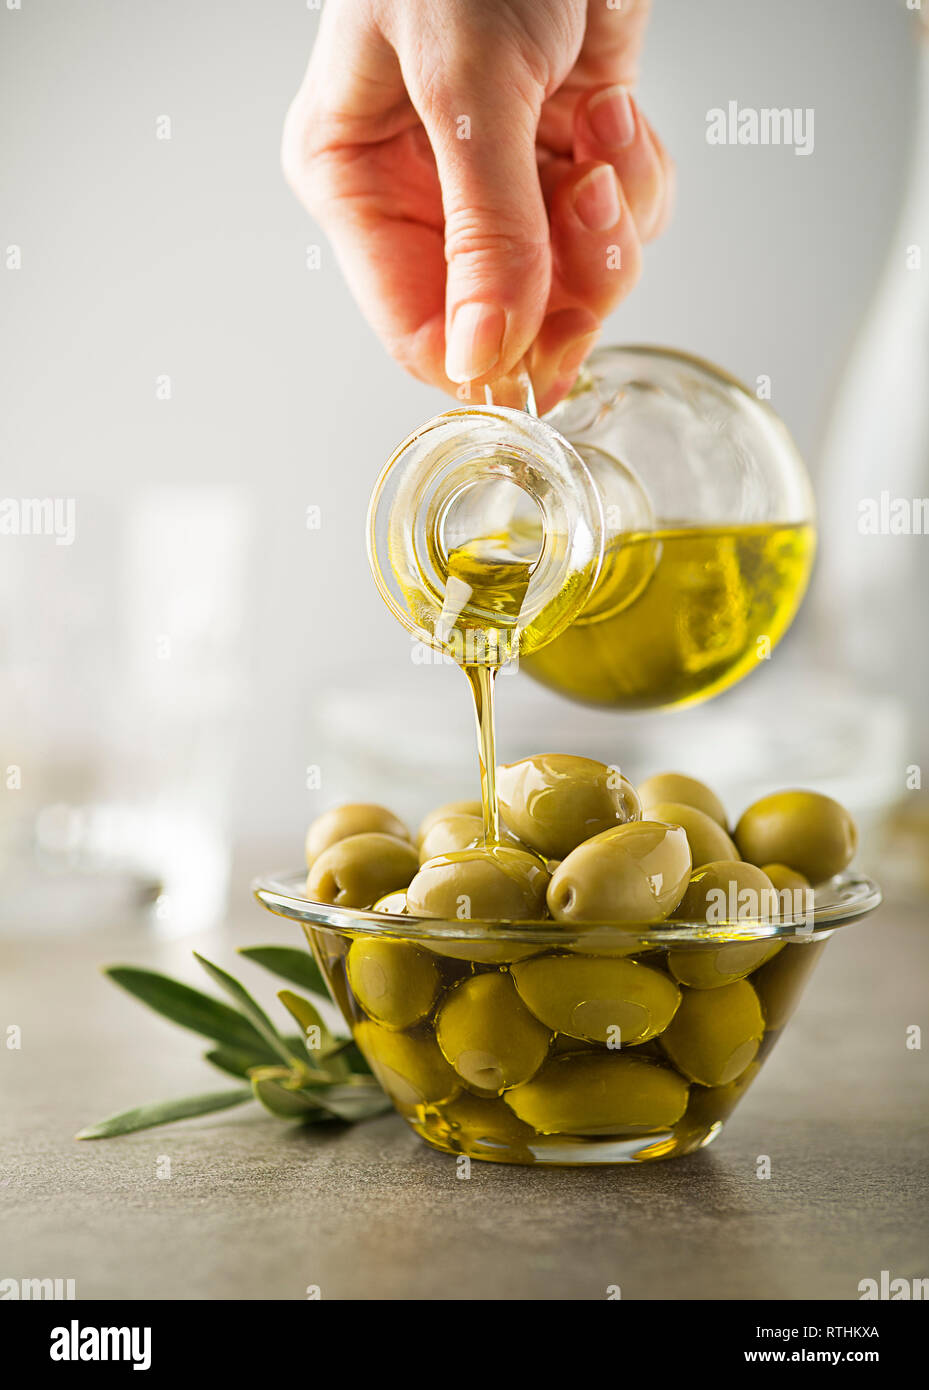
left=253, top=870, right=881, bottom=1166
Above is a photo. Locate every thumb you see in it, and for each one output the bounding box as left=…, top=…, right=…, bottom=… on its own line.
left=409, top=58, right=551, bottom=386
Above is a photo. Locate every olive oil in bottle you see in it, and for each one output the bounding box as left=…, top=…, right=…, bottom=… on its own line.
left=522, top=521, right=815, bottom=709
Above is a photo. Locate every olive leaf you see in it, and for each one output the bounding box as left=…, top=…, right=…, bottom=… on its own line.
left=80, top=947, right=386, bottom=1141
left=192, top=953, right=299, bottom=1068
left=238, top=945, right=328, bottom=998
left=105, top=966, right=280, bottom=1060
left=76, top=1088, right=253, bottom=1140
left=252, top=1078, right=340, bottom=1121
left=324, top=1036, right=373, bottom=1076
left=203, top=1045, right=263, bottom=1079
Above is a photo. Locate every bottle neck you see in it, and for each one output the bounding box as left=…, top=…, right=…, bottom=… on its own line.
left=482, top=357, right=538, bottom=414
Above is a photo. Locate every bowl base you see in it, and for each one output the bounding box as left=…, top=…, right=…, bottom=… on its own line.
left=410, top=1117, right=725, bottom=1166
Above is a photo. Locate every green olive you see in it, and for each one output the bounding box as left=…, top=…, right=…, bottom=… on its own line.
left=417, top=814, right=525, bottom=864
left=511, top=955, right=680, bottom=1045
left=668, top=941, right=783, bottom=990
left=416, top=800, right=482, bottom=848
left=734, top=790, right=857, bottom=883
left=752, top=938, right=828, bottom=1030
left=305, top=833, right=419, bottom=909
left=505, top=1052, right=689, bottom=1135
left=305, top=803, right=410, bottom=866
left=436, top=973, right=552, bottom=1093
left=354, top=1020, right=459, bottom=1107
left=418, top=813, right=484, bottom=864
left=496, top=754, right=641, bottom=861
left=660, top=980, right=764, bottom=1086
left=638, top=772, right=728, bottom=828
left=761, top=864, right=815, bottom=923
left=762, top=862, right=812, bottom=894
left=646, top=801, right=740, bottom=868
left=426, top=938, right=539, bottom=965
left=439, top=1091, right=537, bottom=1151
left=372, top=891, right=409, bottom=914
left=407, top=845, right=550, bottom=922
left=346, top=937, right=440, bottom=1030
left=546, top=821, right=692, bottom=924
left=672, top=860, right=778, bottom=926
left=670, top=1062, right=761, bottom=1154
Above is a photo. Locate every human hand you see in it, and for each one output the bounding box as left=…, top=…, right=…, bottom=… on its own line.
left=283, top=0, right=673, bottom=413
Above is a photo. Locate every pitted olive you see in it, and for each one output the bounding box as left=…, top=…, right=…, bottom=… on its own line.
left=670, top=1062, right=761, bottom=1153
left=426, top=938, right=539, bottom=965
left=354, top=1020, right=458, bottom=1107
left=305, top=803, right=410, bottom=866
left=672, top=860, right=778, bottom=926
left=668, top=925, right=783, bottom=989
left=504, top=1052, right=689, bottom=1135
left=546, top=821, right=691, bottom=924
left=660, top=979, right=764, bottom=1086
left=735, top=790, right=857, bottom=883
left=372, top=890, right=409, bottom=914
left=417, top=814, right=525, bottom=864
left=638, top=772, right=728, bottom=828
left=762, top=862, right=813, bottom=896
left=305, top=832, right=419, bottom=909
left=418, top=813, right=484, bottom=864
left=439, top=1091, right=538, bottom=1150
left=416, top=800, right=482, bottom=847
left=406, top=845, right=550, bottom=922
left=346, top=937, right=440, bottom=1030
left=646, top=801, right=740, bottom=868
left=496, top=754, right=641, bottom=861
left=511, top=955, right=680, bottom=1045
left=436, top=973, right=552, bottom=1093
left=752, top=938, right=828, bottom=1030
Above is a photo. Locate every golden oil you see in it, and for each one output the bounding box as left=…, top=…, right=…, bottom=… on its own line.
left=522, top=522, right=815, bottom=709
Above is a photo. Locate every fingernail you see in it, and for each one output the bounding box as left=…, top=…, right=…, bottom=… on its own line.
left=573, top=165, right=621, bottom=232
left=588, top=85, right=637, bottom=149
left=559, top=330, right=600, bottom=377
left=445, top=302, right=506, bottom=383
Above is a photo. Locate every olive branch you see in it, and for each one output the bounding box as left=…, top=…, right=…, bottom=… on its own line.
left=76, top=945, right=390, bottom=1140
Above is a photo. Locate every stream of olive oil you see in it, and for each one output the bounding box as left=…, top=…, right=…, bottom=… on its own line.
left=444, top=538, right=535, bottom=844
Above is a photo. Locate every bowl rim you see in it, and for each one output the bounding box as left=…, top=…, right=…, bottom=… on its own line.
left=252, top=868, right=881, bottom=946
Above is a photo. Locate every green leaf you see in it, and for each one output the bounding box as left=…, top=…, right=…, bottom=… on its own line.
left=252, top=1077, right=391, bottom=1125
left=193, top=953, right=296, bottom=1067
left=105, top=967, right=279, bottom=1061
left=304, top=1083, right=393, bottom=1123
left=251, top=1077, right=339, bottom=1121
left=238, top=945, right=328, bottom=998
left=76, top=1087, right=253, bottom=1140
left=323, top=1037, right=373, bottom=1076
left=277, top=988, right=335, bottom=1049
left=204, top=1046, right=262, bottom=1079
left=276, top=990, right=357, bottom=1078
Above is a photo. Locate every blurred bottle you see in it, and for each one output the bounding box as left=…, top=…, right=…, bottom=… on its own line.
left=811, top=10, right=929, bottom=890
